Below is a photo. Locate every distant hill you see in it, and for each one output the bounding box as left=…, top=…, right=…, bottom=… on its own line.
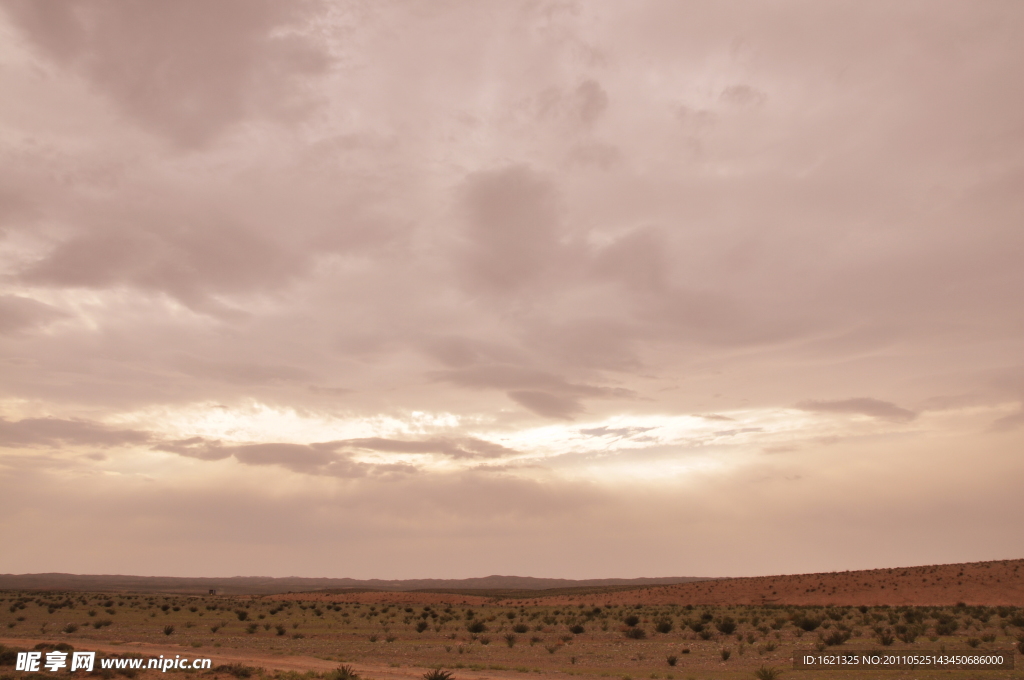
left=526, top=558, right=1024, bottom=607
left=0, top=573, right=712, bottom=595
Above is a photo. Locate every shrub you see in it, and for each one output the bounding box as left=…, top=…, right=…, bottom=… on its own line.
left=505, top=634, right=517, bottom=648
left=822, top=630, right=849, bottom=646
left=276, top=625, right=286, bottom=636
left=512, top=623, right=529, bottom=634
left=721, top=649, right=732, bottom=661
left=62, top=624, right=79, bottom=634
left=480, top=637, right=490, bottom=645
left=793, top=617, right=821, bottom=632
left=570, top=624, right=585, bottom=635
left=624, top=628, right=647, bottom=639
left=335, top=665, right=359, bottom=680
left=624, top=616, right=640, bottom=627
left=466, top=621, right=487, bottom=634
left=235, top=610, right=249, bottom=621
left=966, top=638, right=980, bottom=648
left=423, top=670, right=455, bottom=680
left=716, top=618, right=737, bottom=635
left=246, top=623, right=258, bottom=634
left=876, top=630, right=894, bottom=646
left=213, top=665, right=257, bottom=679
left=417, top=621, right=429, bottom=633
left=665, top=656, right=677, bottom=667
left=698, top=630, right=713, bottom=640
left=163, top=625, right=175, bottom=636
left=656, top=621, right=673, bottom=634
left=754, top=666, right=783, bottom=680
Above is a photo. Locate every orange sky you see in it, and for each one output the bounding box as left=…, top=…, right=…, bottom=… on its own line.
left=1, top=1, right=1022, bottom=579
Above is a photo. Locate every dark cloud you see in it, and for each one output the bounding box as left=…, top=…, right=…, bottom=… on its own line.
left=153, top=434, right=514, bottom=475
left=578, top=426, right=655, bottom=438
left=2, top=0, right=328, bottom=146
left=172, top=354, right=309, bottom=385
left=459, top=166, right=562, bottom=293
left=989, top=410, right=1024, bottom=432
left=20, top=222, right=304, bottom=310
left=430, top=364, right=634, bottom=418
left=795, top=398, right=917, bottom=422
left=336, top=437, right=518, bottom=460
left=574, top=80, right=609, bottom=126
left=0, top=417, right=151, bottom=448
left=152, top=437, right=404, bottom=477
left=0, top=296, right=68, bottom=335
left=507, top=390, right=582, bottom=420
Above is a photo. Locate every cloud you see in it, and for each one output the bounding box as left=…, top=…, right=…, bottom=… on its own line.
left=430, top=364, right=634, bottom=419
left=794, top=398, right=917, bottom=422
left=578, top=426, right=655, bottom=438
left=152, top=434, right=515, bottom=475
left=0, top=417, right=151, bottom=448
left=152, top=437, right=410, bottom=477
left=989, top=410, right=1024, bottom=432
left=2, top=0, right=328, bottom=146
left=0, top=296, right=68, bottom=335
left=458, top=166, right=562, bottom=293
left=20, top=221, right=304, bottom=311
left=336, top=437, right=519, bottom=460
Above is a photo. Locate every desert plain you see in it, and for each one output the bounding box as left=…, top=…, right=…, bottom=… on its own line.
left=2, top=559, right=1023, bottom=680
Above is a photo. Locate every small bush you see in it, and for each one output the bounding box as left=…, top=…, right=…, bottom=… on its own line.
left=624, top=616, right=640, bottom=627
left=417, top=621, right=429, bottom=633
left=666, top=656, right=677, bottom=667
left=754, top=666, right=783, bottom=680
left=721, top=649, right=732, bottom=661
left=246, top=623, right=258, bottom=634
left=570, top=624, right=585, bottom=635
left=235, top=610, right=249, bottom=622
left=213, top=664, right=257, bottom=679
left=334, top=665, right=359, bottom=680
left=466, top=621, right=487, bottom=634
left=876, top=630, right=894, bottom=646
left=966, top=638, right=980, bottom=648
left=163, top=625, right=174, bottom=636
left=716, top=618, right=737, bottom=635
left=276, top=625, right=286, bottom=636
left=822, top=630, right=849, bottom=646
left=423, top=670, right=454, bottom=680
left=513, top=623, right=529, bottom=634
left=656, top=621, right=673, bottom=634
left=62, top=624, right=79, bottom=634
left=624, top=628, right=647, bottom=640
left=505, top=634, right=517, bottom=648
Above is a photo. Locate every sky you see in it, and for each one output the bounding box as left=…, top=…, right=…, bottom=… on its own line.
left=1, top=1, right=1022, bottom=580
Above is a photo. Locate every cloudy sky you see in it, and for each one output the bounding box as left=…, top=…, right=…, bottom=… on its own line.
left=1, top=1, right=1022, bottom=580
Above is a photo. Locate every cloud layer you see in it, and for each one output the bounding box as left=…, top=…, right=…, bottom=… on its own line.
left=1, top=0, right=1023, bottom=577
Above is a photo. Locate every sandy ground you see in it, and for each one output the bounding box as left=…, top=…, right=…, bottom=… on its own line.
left=0, top=637, right=566, bottom=680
